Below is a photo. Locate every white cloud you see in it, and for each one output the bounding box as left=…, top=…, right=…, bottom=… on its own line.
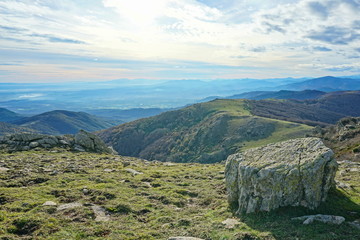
left=0, top=0, right=359, bottom=81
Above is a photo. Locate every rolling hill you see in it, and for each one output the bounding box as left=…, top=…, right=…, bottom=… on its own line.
left=97, top=90, right=360, bottom=163
left=97, top=99, right=312, bottom=163
left=12, top=110, right=122, bottom=135
left=0, top=108, right=24, bottom=122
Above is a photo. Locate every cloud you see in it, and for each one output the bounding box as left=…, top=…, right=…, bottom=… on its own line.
left=30, top=33, right=86, bottom=44
left=307, top=1, right=329, bottom=19
left=313, top=46, right=332, bottom=51
left=0, top=0, right=359, bottom=81
left=306, top=26, right=360, bottom=45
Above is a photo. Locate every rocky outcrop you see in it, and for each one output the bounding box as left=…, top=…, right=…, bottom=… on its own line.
left=225, top=138, right=337, bottom=214
left=0, top=130, right=116, bottom=154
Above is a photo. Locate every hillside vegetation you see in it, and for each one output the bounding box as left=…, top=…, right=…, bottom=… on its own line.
left=98, top=99, right=312, bottom=163
left=0, top=150, right=359, bottom=239
left=248, top=91, right=360, bottom=127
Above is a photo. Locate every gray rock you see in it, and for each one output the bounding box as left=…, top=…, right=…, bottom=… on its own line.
left=221, top=218, right=240, bottom=229
left=43, top=201, right=57, bottom=206
left=74, top=130, right=114, bottom=154
left=57, top=202, right=82, bottom=211
left=91, top=205, right=110, bottom=222
left=0, top=167, right=10, bottom=172
left=348, top=220, right=360, bottom=230
left=125, top=168, right=143, bottom=175
left=29, top=142, right=39, bottom=148
left=225, top=138, right=337, bottom=214
left=292, top=214, right=345, bottom=225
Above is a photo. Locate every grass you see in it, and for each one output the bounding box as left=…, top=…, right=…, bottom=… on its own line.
left=0, top=150, right=359, bottom=239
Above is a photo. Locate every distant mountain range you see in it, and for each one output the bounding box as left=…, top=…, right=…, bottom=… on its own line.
left=279, top=76, right=360, bottom=91
left=97, top=90, right=360, bottom=163
left=2, top=76, right=359, bottom=114
left=200, top=90, right=326, bottom=102
left=0, top=110, right=123, bottom=136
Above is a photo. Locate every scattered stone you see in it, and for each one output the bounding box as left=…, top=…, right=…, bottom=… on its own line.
left=57, top=202, right=82, bottom=211
left=126, top=168, right=143, bottom=175
left=142, top=182, right=152, bottom=188
left=292, top=214, right=345, bottom=225
left=103, top=168, right=114, bottom=172
left=348, top=220, right=360, bottom=230
left=43, top=201, right=57, bottom=206
left=29, top=142, right=39, bottom=148
left=225, top=138, right=337, bottom=214
left=91, top=205, right=110, bottom=222
left=221, top=218, right=240, bottom=229
left=336, top=180, right=351, bottom=189
left=163, top=162, right=177, bottom=166
left=168, top=237, right=204, bottom=240
left=0, top=167, right=10, bottom=172
left=122, top=161, right=131, bottom=167
left=83, top=188, right=89, bottom=194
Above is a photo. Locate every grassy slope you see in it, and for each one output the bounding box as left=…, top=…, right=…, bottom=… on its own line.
left=98, top=99, right=312, bottom=163
left=0, top=151, right=359, bottom=240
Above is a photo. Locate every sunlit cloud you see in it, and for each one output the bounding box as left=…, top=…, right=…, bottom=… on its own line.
left=0, top=0, right=359, bottom=82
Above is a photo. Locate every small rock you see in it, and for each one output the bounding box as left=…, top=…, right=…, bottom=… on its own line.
left=168, top=237, right=204, bottom=240
left=336, top=180, right=351, bottom=189
left=43, top=201, right=57, bottom=206
left=222, top=218, right=240, bottom=229
left=91, top=205, right=110, bottom=222
left=125, top=168, right=143, bottom=175
left=142, top=182, right=152, bottom=188
left=57, top=202, right=82, bottom=211
left=0, top=167, right=10, bottom=172
left=292, top=214, right=345, bottom=225
left=348, top=220, right=360, bottom=230
left=122, top=162, right=131, bottom=167
left=163, top=162, right=177, bottom=166
left=29, top=142, right=39, bottom=148
left=83, top=188, right=89, bottom=194
left=104, top=168, right=114, bottom=172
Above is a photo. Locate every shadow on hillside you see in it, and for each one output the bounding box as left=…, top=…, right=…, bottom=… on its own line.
left=236, top=189, right=360, bottom=239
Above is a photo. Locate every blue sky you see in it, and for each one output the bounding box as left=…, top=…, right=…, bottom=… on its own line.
left=0, top=0, right=359, bottom=82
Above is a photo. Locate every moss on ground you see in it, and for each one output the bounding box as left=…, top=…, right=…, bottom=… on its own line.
left=0, top=150, right=359, bottom=239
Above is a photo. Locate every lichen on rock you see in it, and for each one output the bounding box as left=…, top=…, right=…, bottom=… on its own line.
left=225, top=137, right=337, bottom=214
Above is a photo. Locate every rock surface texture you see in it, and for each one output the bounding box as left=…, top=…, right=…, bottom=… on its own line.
left=225, top=137, right=337, bottom=214
left=0, top=130, right=115, bottom=154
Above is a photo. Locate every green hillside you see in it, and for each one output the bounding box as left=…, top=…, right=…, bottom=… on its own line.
left=98, top=99, right=312, bottom=163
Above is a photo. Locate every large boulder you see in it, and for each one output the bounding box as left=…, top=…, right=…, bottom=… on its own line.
left=74, top=130, right=115, bottom=154
left=225, top=137, right=337, bottom=214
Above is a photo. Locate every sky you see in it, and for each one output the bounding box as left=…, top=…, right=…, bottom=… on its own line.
left=0, top=0, right=359, bottom=82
